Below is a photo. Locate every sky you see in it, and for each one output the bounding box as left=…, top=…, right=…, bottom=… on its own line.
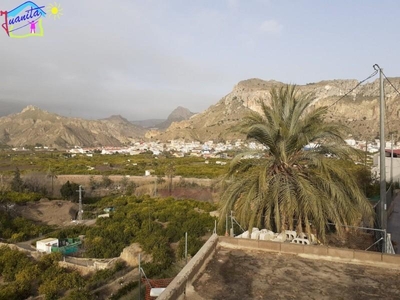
left=0, top=0, right=399, bottom=120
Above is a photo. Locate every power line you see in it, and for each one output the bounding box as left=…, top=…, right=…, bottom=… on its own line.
left=329, top=70, right=378, bottom=108
left=382, top=71, right=400, bottom=98
left=380, top=70, right=400, bottom=135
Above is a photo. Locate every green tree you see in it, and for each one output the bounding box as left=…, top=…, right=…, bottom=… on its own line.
left=46, top=166, right=58, bottom=197
left=60, top=181, right=81, bottom=201
left=165, top=163, right=175, bottom=196
left=219, top=85, right=374, bottom=241
left=11, top=168, right=24, bottom=192
left=101, top=175, right=113, bottom=188
left=126, top=181, right=137, bottom=196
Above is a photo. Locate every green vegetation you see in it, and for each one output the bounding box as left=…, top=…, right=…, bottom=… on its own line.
left=0, top=152, right=228, bottom=178
left=60, top=181, right=82, bottom=201
left=0, top=194, right=216, bottom=299
left=80, top=195, right=216, bottom=276
left=0, top=211, right=53, bottom=242
left=219, top=85, right=374, bottom=241
left=0, top=248, right=84, bottom=300
left=47, top=195, right=216, bottom=281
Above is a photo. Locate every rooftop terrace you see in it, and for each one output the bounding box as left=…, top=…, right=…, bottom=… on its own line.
left=190, top=247, right=400, bottom=299
left=156, top=235, right=400, bottom=300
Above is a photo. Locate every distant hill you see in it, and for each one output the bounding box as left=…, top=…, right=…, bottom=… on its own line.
left=153, top=78, right=400, bottom=142
left=5, top=77, right=400, bottom=147
left=131, top=106, right=195, bottom=130
left=0, top=106, right=146, bottom=148
left=131, top=119, right=165, bottom=128
left=155, top=106, right=195, bottom=130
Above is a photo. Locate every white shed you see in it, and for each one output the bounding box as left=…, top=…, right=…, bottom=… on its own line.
left=36, top=238, right=59, bottom=253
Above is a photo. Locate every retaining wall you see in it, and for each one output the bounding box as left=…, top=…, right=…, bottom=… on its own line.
left=156, top=233, right=219, bottom=300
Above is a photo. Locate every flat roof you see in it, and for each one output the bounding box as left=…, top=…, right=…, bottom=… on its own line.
left=189, top=247, right=400, bottom=299
left=36, top=238, right=58, bottom=243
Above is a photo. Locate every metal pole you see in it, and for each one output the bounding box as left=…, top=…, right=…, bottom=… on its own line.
left=230, top=210, right=234, bottom=237
left=384, top=229, right=387, bottom=254
left=365, top=140, right=368, bottom=166
left=391, top=133, right=394, bottom=186
left=185, top=232, right=188, bottom=265
left=225, top=214, right=229, bottom=236
left=374, top=64, right=387, bottom=245
left=138, top=253, right=141, bottom=300
left=365, top=140, right=368, bottom=195
left=77, top=185, right=83, bottom=221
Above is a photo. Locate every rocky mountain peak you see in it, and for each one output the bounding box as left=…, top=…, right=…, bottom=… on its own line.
left=104, top=115, right=130, bottom=124
left=21, top=105, right=41, bottom=113
left=167, top=106, right=194, bottom=121
left=155, top=106, right=195, bottom=130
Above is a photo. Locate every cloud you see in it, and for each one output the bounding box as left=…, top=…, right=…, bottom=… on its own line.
left=259, top=19, right=283, bottom=34
left=226, top=0, right=239, bottom=10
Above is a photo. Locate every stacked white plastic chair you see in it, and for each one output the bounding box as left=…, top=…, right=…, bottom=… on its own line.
left=291, top=232, right=316, bottom=245
left=259, top=229, right=275, bottom=241
left=271, top=232, right=286, bottom=242
left=284, top=230, right=297, bottom=241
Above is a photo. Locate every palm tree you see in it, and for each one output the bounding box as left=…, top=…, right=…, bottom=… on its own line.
left=46, top=166, right=57, bottom=197
left=219, top=85, right=374, bottom=241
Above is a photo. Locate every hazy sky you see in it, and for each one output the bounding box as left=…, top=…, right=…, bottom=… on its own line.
left=0, top=0, right=399, bottom=120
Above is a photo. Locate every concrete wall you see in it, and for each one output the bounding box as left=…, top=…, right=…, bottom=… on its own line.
left=157, top=234, right=219, bottom=300
left=373, top=156, right=400, bottom=183
left=59, top=261, right=94, bottom=276
left=218, top=236, right=400, bottom=267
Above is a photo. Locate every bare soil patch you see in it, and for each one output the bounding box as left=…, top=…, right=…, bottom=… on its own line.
left=326, top=231, right=377, bottom=251
left=191, top=248, right=400, bottom=300
left=157, top=187, right=215, bottom=202
left=14, top=200, right=78, bottom=226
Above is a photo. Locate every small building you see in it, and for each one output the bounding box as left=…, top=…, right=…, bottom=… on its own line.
left=36, top=238, right=59, bottom=254
left=51, top=237, right=82, bottom=255
left=104, top=207, right=115, bottom=213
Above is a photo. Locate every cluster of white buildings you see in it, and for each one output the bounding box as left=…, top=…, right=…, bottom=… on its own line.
left=63, top=138, right=398, bottom=157
left=66, top=140, right=267, bottom=158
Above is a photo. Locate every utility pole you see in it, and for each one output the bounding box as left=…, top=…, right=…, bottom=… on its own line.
left=373, top=64, right=387, bottom=252
left=364, top=140, right=368, bottom=195
left=391, top=133, right=394, bottom=187
left=77, top=185, right=83, bottom=221
left=230, top=210, right=234, bottom=237
left=185, top=232, right=188, bottom=265
left=138, top=253, right=141, bottom=300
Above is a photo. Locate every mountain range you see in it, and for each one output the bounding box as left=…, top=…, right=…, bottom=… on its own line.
left=2, top=78, right=400, bottom=148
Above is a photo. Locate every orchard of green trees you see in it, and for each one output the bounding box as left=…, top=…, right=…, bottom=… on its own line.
left=0, top=151, right=228, bottom=178
left=55, top=195, right=216, bottom=273
left=0, top=194, right=216, bottom=299
left=0, top=246, right=131, bottom=300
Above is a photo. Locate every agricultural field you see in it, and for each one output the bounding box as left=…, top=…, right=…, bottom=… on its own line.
left=0, top=150, right=229, bottom=178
